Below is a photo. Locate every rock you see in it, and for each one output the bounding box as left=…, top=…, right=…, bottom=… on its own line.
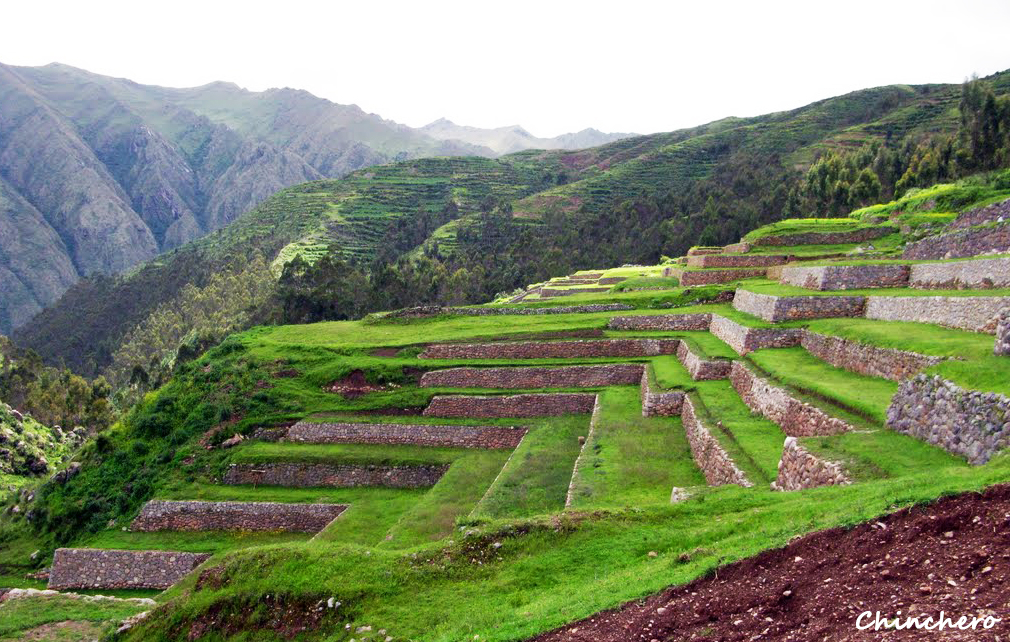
left=220, top=434, right=245, bottom=449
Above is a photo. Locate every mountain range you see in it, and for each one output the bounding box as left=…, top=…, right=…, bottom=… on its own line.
left=0, top=62, right=633, bottom=333
left=17, top=69, right=1010, bottom=378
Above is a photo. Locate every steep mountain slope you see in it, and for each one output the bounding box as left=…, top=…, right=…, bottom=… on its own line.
left=15, top=70, right=1010, bottom=377
left=420, top=118, right=634, bottom=154
left=0, top=63, right=626, bottom=334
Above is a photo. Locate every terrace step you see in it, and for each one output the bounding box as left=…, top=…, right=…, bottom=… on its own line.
left=664, top=266, right=768, bottom=286
left=423, top=393, right=598, bottom=418
left=771, top=437, right=850, bottom=491
left=676, top=340, right=731, bottom=380
left=732, top=289, right=865, bottom=323
left=910, top=256, right=1010, bottom=289
left=708, top=314, right=803, bottom=355
left=777, top=264, right=910, bottom=290
left=419, top=338, right=680, bottom=359
left=865, top=295, right=1010, bottom=333
left=130, top=500, right=347, bottom=533
left=686, top=254, right=789, bottom=269
left=800, top=331, right=945, bottom=382
left=729, top=361, right=855, bottom=436
left=47, top=548, right=210, bottom=590
left=284, top=420, right=526, bottom=449
left=419, top=364, right=644, bottom=389
left=222, top=462, right=449, bottom=488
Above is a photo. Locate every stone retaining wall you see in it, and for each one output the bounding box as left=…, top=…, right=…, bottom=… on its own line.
left=677, top=268, right=768, bottom=286
left=423, top=393, right=597, bottom=418
left=383, top=303, right=633, bottom=319
left=676, top=341, right=731, bottom=380
left=779, top=265, right=910, bottom=290
left=997, top=309, right=1010, bottom=356
left=949, top=197, right=1010, bottom=229
left=800, top=332, right=944, bottom=382
left=864, top=296, right=1009, bottom=333
left=752, top=226, right=896, bottom=247
left=48, top=548, right=211, bottom=590
left=640, top=368, right=685, bottom=417
left=565, top=395, right=602, bottom=507
left=540, top=287, right=611, bottom=298
left=419, top=364, right=644, bottom=389
left=598, top=277, right=627, bottom=285
left=708, top=315, right=803, bottom=355
left=732, top=290, right=866, bottom=322
left=681, top=395, right=752, bottom=487
left=687, top=247, right=723, bottom=256
left=130, top=500, right=347, bottom=533
left=887, top=374, right=1010, bottom=465
left=420, top=338, right=680, bottom=359
left=771, top=437, right=850, bottom=491
left=607, top=314, right=712, bottom=331
left=686, top=254, right=789, bottom=268
left=222, top=463, right=448, bottom=488
left=903, top=221, right=1010, bottom=260
left=730, top=362, right=851, bottom=436
left=909, top=257, right=1010, bottom=289
left=285, top=421, right=526, bottom=449
left=723, top=242, right=752, bottom=253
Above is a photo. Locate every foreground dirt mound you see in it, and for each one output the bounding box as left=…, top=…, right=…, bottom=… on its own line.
left=534, top=485, right=1010, bottom=641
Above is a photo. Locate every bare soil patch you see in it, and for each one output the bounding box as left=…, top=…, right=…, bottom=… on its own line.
left=533, top=484, right=1010, bottom=641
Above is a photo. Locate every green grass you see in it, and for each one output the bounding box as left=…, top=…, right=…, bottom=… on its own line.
left=743, top=217, right=872, bottom=241
left=691, top=382, right=785, bottom=483
left=804, top=318, right=995, bottom=359
left=930, top=356, right=1010, bottom=398
left=566, top=387, right=706, bottom=509
left=228, top=441, right=469, bottom=468
left=610, top=276, right=680, bottom=291
left=474, top=418, right=587, bottom=519
left=82, top=529, right=308, bottom=554
left=378, top=449, right=511, bottom=549
left=801, top=429, right=967, bottom=482
left=124, top=455, right=1010, bottom=642
left=0, top=594, right=148, bottom=640
left=747, top=347, right=897, bottom=424
left=739, top=279, right=1010, bottom=298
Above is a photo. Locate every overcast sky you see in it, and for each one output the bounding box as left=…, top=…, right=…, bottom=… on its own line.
left=3, top=0, right=1010, bottom=137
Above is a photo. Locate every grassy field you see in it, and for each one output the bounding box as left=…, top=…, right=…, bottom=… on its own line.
left=0, top=593, right=148, bottom=640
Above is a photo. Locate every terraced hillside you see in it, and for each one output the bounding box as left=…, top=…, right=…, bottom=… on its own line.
left=17, top=70, right=1010, bottom=379
left=3, top=181, right=1010, bottom=640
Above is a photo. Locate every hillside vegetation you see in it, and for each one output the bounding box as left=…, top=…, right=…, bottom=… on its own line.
left=0, top=63, right=627, bottom=334
left=16, top=71, right=1010, bottom=385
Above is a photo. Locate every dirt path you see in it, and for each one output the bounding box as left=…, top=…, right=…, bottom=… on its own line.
left=533, top=484, right=1010, bottom=641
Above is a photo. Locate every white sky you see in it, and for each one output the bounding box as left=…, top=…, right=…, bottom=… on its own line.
left=3, top=0, right=1010, bottom=137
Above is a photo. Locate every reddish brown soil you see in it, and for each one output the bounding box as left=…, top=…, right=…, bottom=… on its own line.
left=533, top=484, right=1010, bottom=641
left=325, top=370, right=393, bottom=398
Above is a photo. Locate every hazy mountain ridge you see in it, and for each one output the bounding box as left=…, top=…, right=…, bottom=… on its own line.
left=0, top=62, right=626, bottom=333
left=420, top=117, right=636, bottom=154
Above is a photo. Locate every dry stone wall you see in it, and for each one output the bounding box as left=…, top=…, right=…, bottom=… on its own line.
left=285, top=421, right=526, bottom=449
left=732, top=290, right=866, bottom=322
left=909, top=257, right=1010, bottom=289
left=420, top=338, right=680, bottom=359
left=751, top=226, right=896, bottom=247
left=723, top=242, right=752, bottom=253
left=864, top=296, right=1009, bottom=333
left=130, top=500, right=347, bottom=533
left=423, top=393, right=597, bottom=418
left=686, top=254, right=789, bottom=268
left=903, top=221, right=1010, bottom=260
left=607, top=314, right=712, bottom=331
left=887, top=374, right=1010, bottom=465
left=709, top=315, right=803, bottom=355
left=681, top=395, right=752, bottom=487
left=800, top=332, right=944, bottom=382
left=223, top=463, right=448, bottom=488
left=771, top=437, right=850, bottom=491
left=730, top=362, right=851, bottom=436
left=778, top=265, right=910, bottom=290
left=640, top=368, right=685, bottom=417
left=997, top=309, right=1010, bottom=356
left=677, top=268, right=768, bottom=286
left=48, top=548, right=211, bottom=590
left=540, top=287, right=611, bottom=298
left=676, top=341, right=731, bottom=380
left=949, top=197, right=1010, bottom=229
left=419, top=364, right=644, bottom=389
